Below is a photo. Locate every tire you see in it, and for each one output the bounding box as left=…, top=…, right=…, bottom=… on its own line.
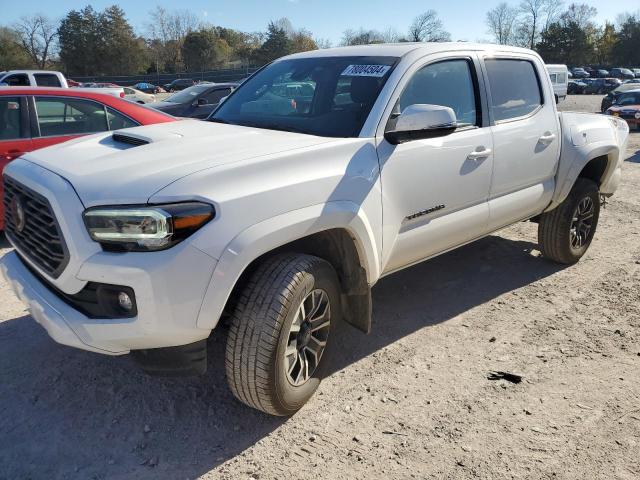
left=538, top=178, right=600, bottom=264
left=225, top=253, right=341, bottom=416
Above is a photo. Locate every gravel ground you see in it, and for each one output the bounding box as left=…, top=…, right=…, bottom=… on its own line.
left=1, top=95, right=639, bottom=480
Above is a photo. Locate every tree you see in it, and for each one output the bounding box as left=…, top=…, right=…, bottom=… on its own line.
left=536, top=20, right=592, bottom=65
left=612, top=14, right=640, bottom=65
left=596, top=22, right=617, bottom=64
left=486, top=3, right=519, bottom=45
left=99, top=6, right=146, bottom=75
left=0, top=27, right=33, bottom=70
left=253, top=22, right=292, bottom=64
left=560, top=3, right=597, bottom=29
left=58, top=6, right=101, bottom=76
left=14, top=14, right=57, bottom=69
left=518, top=0, right=564, bottom=48
left=341, top=28, right=385, bottom=46
left=290, top=29, right=317, bottom=53
left=182, top=28, right=231, bottom=71
left=408, top=11, right=451, bottom=42
left=147, top=7, right=198, bottom=72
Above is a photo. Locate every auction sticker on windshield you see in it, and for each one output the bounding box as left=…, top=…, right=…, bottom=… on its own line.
left=341, top=65, right=391, bottom=77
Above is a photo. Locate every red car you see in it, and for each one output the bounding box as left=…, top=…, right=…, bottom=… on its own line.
left=0, top=87, right=175, bottom=229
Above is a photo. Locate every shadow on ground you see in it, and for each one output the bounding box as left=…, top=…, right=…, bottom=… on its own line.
left=625, top=148, right=640, bottom=163
left=0, top=234, right=564, bottom=479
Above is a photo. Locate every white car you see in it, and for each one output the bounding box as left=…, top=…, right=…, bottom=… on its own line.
left=1, top=43, right=629, bottom=416
left=0, top=70, right=125, bottom=98
left=123, top=87, right=156, bottom=104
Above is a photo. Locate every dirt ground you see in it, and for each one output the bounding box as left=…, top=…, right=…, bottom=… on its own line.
left=0, top=95, right=638, bottom=480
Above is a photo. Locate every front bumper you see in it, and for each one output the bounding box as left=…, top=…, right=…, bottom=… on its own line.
left=1, top=241, right=217, bottom=355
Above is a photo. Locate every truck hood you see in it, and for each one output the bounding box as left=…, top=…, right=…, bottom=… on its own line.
left=20, top=120, right=337, bottom=207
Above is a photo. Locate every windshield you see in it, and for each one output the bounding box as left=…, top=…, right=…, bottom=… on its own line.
left=165, top=85, right=208, bottom=103
left=616, top=92, right=640, bottom=105
left=210, top=56, right=398, bottom=137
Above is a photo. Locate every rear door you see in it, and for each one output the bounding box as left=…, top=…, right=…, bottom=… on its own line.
left=0, top=96, right=32, bottom=162
left=30, top=96, right=110, bottom=150
left=481, top=55, right=560, bottom=230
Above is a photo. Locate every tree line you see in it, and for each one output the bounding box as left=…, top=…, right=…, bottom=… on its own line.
left=0, top=3, right=638, bottom=77
left=486, top=1, right=640, bottom=66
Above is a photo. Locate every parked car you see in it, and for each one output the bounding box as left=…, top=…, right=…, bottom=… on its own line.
left=633, top=68, right=640, bottom=78
left=600, top=84, right=640, bottom=111
left=609, top=68, right=635, bottom=80
left=546, top=64, right=568, bottom=102
left=133, top=82, right=164, bottom=94
left=594, top=69, right=609, bottom=78
left=0, top=44, right=629, bottom=416
left=0, top=87, right=174, bottom=229
left=568, top=80, right=587, bottom=94
left=84, top=82, right=121, bottom=88
left=606, top=90, right=640, bottom=130
left=0, top=70, right=125, bottom=98
left=123, top=87, right=156, bottom=104
left=163, top=78, right=196, bottom=92
left=150, top=83, right=237, bottom=118
left=583, top=78, right=622, bottom=95
left=623, top=78, right=640, bottom=85
left=571, top=67, right=590, bottom=78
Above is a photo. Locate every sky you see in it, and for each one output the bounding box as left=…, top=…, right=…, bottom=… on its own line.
left=2, top=0, right=639, bottom=44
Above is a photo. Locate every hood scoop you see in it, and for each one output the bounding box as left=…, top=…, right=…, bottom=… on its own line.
left=112, top=133, right=150, bottom=146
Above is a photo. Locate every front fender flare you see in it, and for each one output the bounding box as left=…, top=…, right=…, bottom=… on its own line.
left=196, top=201, right=380, bottom=330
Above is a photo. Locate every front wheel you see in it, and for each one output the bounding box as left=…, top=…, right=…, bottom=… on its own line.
left=225, top=254, right=340, bottom=416
left=538, top=178, right=600, bottom=264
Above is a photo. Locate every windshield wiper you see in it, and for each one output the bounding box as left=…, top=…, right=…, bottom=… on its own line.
left=243, top=122, right=309, bottom=135
left=208, top=117, right=229, bottom=124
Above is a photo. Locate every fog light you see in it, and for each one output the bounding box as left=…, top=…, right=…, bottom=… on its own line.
left=118, top=291, right=133, bottom=311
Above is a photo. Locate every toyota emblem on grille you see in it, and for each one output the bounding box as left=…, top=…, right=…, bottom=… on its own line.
left=11, top=196, right=26, bottom=233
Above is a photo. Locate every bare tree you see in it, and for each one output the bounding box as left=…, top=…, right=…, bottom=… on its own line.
left=14, top=14, right=57, bottom=69
left=408, top=11, right=451, bottom=42
left=518, top=0, right=565, bottom=48
left=147, top=7, right=198, bottom=72
left=486, top=3, right=519, bottom=44
left=560, top=3, right=597, bottom=29
left=314, top=37, right=332, bottom=49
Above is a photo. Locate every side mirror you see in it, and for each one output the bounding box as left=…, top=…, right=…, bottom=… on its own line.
left=197, top=98, right=208, bottom=106
left=218, top=95, right=228, bottom=105
left=384, top=104, right=457, bottom=145
left=0, top=82, right=8, bottom=87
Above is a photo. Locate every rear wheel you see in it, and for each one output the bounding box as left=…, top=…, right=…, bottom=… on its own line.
left=225, top=254, right=340, bottom=416
left=538, top=178, right=600, bottom=264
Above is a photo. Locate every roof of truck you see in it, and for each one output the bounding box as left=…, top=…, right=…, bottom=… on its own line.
left=283, top=42, right=537, bottom=60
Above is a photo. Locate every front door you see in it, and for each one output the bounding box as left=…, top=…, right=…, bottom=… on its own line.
left=377, top=56, right=494, bottom=274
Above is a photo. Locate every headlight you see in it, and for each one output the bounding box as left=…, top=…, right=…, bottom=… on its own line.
left=83, top=202, right=214, bottom=251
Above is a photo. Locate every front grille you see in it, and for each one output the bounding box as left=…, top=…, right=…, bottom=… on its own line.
left=3, top=176, right=69, bottom=278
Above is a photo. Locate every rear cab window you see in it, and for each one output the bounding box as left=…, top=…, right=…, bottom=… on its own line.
left=4, top=74, right=30, bottom=86
left=34, top=74, right=62, bottom=87
left=485, top=59, right=543, bottom=122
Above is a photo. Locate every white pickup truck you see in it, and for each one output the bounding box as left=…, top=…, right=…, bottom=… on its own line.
left=0, top=44, right=629, bottom=416
left=0, top=70, right=124, bottom=98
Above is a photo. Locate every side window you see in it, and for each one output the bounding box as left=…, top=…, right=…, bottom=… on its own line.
left=203, top=88, right=231, bottom=105
left=106, top=107, right=138, bottom=130
left=557, top=73, right=566, bottom=83
left=549, top=73, right=557, bottom=84
left=34, top=74, right=61, bottom=87
left=123, top=88, right=134, bottom=95
left=485, top=59, right=543, bottom=122
left=397, top=59, right=478, bottom=127
left=0, top=97, right=25, bottom=141
left=4, top=74, right=30, bottom=86
left=35, top=97, right=108, bottom=136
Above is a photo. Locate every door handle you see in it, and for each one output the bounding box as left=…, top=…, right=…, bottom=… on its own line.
left=538, top=132, right=557, bottom=144
left=467, top=148, right=492, bottom=161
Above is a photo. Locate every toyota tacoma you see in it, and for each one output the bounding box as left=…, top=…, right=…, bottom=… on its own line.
left=1, top=44, right=629, bottom=415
